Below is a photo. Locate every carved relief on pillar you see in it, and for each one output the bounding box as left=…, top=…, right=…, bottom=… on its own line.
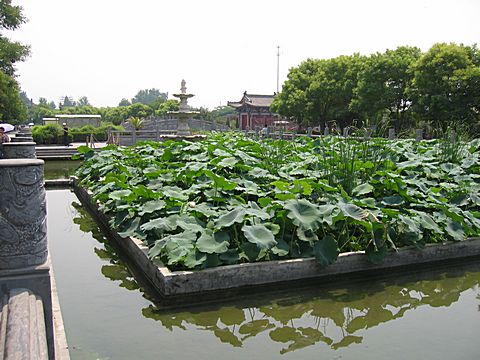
left=0, top=159, right=47, bottom=269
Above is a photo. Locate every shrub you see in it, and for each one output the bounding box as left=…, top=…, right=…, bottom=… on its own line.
left=69, top=123, right=124, bottom=142
left=32, top=124, right=63, bottom=144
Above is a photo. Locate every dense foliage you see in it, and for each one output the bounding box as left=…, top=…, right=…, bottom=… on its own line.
left=272, top=43, right=480, bottom=136
left=0, top=0, right=28, bottom=123
left=32, top=122, right=123, bottom=144
left=76, top=133, right=480, bottom=270
left=31, top=123, right=63, bottom=144
left=0, top=69, right=26, bottom=121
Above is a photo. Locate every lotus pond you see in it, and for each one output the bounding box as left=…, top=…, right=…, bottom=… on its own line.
left=48, top=190, right=480, bottom=360
left=75, top=133, right=480, bottom=270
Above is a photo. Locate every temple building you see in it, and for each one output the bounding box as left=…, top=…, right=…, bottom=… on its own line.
left=228, top=92, right=281, bottom=130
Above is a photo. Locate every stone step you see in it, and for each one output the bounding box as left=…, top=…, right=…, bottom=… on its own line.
left=35, top=148, right=79, bottom=159
left=37, top=155, right=77, bottom=160
left=35, top=148, right=78, bottom=154
left=0, top=288, right=48, bottom=360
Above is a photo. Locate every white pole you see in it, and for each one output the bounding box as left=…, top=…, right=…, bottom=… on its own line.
left=276, top=46, right=280, bottom=94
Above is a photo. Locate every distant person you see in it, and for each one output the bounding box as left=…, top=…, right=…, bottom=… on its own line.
left=63, top=123, right=69, bottom=147
left=260, top=124, right=268, bottom=137
left=0, top=126, right=10, bottom=159
left=0, top=126, right=10, bottom=143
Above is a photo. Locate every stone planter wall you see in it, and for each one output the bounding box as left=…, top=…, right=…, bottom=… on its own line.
left=73, top=180, right=480, bottom=301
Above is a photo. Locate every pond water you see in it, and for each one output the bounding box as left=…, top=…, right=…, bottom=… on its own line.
left=43, top=160, right=82, bottom=180
left=47, top=190, right=480, bottom=360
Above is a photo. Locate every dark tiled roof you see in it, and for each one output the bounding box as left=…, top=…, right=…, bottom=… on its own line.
left=228, top=92, right=275, bottom=108
left=228, top=101, right=242, bottom=108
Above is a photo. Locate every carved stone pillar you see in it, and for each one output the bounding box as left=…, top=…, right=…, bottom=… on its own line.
left=0, top=159, right=47, bottom=269
left=2, top=142, right=36, bottom=159
left=415, top=129, right=423, bottom=142
left=388, top=128, right=395, bottom=140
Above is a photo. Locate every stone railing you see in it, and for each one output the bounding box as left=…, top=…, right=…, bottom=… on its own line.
left=0, top=150, right=57, bottom=358
left=0, top=142, right=36, bottom=159
left=0, top=288, right=48, bottom=359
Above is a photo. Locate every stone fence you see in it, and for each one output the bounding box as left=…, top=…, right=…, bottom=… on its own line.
left=242, top=126, right=430, bottom=142
left=0, top=126, right=63, bottom=359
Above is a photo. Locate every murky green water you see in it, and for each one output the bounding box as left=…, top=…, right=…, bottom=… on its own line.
left=43, top=160, right=81, bottom=180
left=47, top=190, right=480, bottom=360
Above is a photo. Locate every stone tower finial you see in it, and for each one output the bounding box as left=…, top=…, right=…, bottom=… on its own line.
left=181, top=79, right=186, bottom=94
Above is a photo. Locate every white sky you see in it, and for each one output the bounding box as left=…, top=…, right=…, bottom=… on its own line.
left=7, top=0, right=480, bottom=110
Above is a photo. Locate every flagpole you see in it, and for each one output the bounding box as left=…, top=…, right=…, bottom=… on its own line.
left=276, top=46, right=280, bottom=94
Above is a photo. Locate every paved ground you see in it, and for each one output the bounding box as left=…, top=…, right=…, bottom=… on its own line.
left=35, top=142, right=108, bottom=149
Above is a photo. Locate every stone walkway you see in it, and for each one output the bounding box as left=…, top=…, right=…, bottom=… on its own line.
left=36, top=142, right=107, bottom=160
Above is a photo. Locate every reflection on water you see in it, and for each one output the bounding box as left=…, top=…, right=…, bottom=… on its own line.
left=142, top=268, right=480, bottom=354
left=43, top=160, right=81, bottom=180
left=71, top=199, right=480, bottom=356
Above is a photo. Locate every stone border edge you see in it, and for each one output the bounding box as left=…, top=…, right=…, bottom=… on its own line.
left=50, top=266, right=71, bottom=360
left=72, top=181, right=480, bottom=298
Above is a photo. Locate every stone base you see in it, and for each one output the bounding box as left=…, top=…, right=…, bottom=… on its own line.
left=176, top=119, right=191, bottom=136
left=0, top=288, right=48, bottom=360
left=73, top=181, right=480, bottom=304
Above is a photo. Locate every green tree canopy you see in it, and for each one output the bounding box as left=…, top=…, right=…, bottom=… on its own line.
left=0, top=1, right=28, bottom=123
left=410, top=43, right=480, bottom=132
left=19, top=90, right=31, bottom=108
left=0, top=0, right=29, bottom=76
left=118, top=98, right=131, bottom=107
left=77, top=96, right=91, bottom=107
left=155, top=99, right=179, bottom=117
left=30, top=104, right=55, bottom=124
left=132, top=88, right=168, bottom=105
left=271, top=55, right=363, bottom=128
left=60, top=96, right=75, bottom=108
left=0, top=69, right=26, bottom=122
left=350, top=46, right=421, bottom=130
left=272, top=43, right=480, bottom=136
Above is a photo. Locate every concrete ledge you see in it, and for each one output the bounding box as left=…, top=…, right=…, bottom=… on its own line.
left=0, top=158, right=44, bottom=167
left=44, top=179, right=73, bottom=189
left=73, top=182, right=480, bottom=299
left=50, top=268, right=70, bottom=360
left=37, top=156, right=78, bottom=160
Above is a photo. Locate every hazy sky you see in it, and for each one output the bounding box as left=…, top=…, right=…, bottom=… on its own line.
left=7, top=0, right=480, bottom=109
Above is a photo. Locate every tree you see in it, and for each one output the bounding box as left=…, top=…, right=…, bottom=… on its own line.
left=350, top=46, right=421, bottom=131
left=102, top=107, right=129, bottom=125
left=77, top=96, right=91, bottom=107
left=118, top=98, right=131, bottom=107
left=19, top=90, right=31, bottom=108
left=209, top=105, right=236, bottom=125
left=155, top=99, right=179, bottom=117
left=0, top=0, right=29, bottom=76
left=271, top=55, right=363, bottom=128
left=36, top=97, right=56, bottom=109
left=0, top=1, right=29, bottom=122
left=410, top=43, right=480, bottom=133
left=126, top=102, right=153, bottom=119
left=60, top=105, right=98, bottom=115
left=194, top=107, right=212, bottom=120
left=0, top=69, right=26, bottom=122
left=60, top=96, right=75, bottom=108
left=271, top=59, right=323, bottom=125
left=128, top=116, right=144, bottom=130
left=30, top=104, right=55, bottom=124
left=131, top=88, right=167, bottom=105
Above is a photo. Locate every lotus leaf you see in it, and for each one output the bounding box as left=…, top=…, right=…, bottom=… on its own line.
left=242, top=224, right=277, bottom=249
